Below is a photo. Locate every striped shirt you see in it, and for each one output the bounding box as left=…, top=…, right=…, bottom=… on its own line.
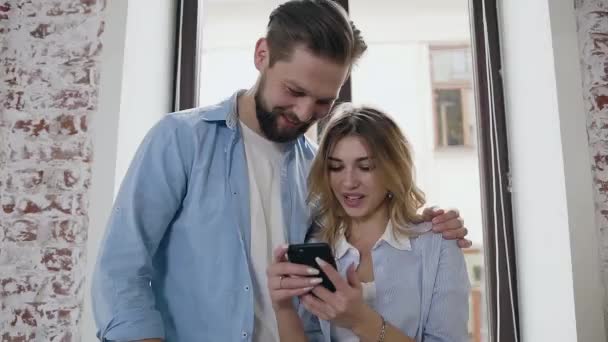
left=300, top=221, right=471, bottom=342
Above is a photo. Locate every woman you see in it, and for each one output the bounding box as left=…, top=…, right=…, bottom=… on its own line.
left=268, top=104, right=470, bottom=341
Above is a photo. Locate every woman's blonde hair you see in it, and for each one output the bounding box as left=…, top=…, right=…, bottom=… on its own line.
left=307, top=103, right=426, bottom=248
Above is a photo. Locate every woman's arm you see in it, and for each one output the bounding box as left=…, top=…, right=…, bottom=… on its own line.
left=276, top=307, right=308, bottom=342
left=350, top=306, right=414, bottom=342
left=301, top=260, right=416, bottom=342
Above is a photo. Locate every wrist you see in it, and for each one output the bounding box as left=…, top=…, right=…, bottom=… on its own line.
left=351, top=305, right=382, bottom=339
left=273, top=302, right=296, bottom=314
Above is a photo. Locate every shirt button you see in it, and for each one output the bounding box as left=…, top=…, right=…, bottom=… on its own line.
left=242, top=331, right=248, bottom=338
left=244, top=285, right=250, bottom=291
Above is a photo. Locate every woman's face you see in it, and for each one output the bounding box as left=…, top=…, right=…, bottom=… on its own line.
left=328, top=135, right=388, bottom=221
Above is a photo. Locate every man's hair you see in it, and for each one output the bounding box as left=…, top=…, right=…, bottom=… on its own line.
left=266, top=0, right=367, bottom=67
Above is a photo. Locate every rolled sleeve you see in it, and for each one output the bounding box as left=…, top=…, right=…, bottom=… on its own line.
left=91, top=115, right=196, bottom=341
left=97, top=308, right=165, bottom=341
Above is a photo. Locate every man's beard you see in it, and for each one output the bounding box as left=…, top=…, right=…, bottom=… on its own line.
left=254, top=82, right=314, bottom=143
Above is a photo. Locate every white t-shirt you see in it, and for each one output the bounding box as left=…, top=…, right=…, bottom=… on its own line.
left=240, top=121, right=287, bottom=342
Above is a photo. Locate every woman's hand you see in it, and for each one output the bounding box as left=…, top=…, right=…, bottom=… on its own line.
left=300, top=258, right=373, bottom=330
left=267, top=245, right=322, bottom=312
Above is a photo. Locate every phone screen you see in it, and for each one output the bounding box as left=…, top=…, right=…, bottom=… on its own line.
left=287, top=242, right=337, bottom=292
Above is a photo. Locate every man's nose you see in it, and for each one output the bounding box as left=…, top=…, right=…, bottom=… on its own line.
left=293, top=98, right=316, bottom=122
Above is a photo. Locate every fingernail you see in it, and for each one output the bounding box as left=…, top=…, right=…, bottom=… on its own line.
left=307, top=268, right=320, bottom=275
left=315, top=257, right=327, bottom=267
left=304, top=287, right=314, bottom=291
left=310, top=278, right=323, bottom=285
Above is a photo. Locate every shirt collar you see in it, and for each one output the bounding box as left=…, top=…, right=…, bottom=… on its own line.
left=199, top=90, right=244, bottom=130
left=201, top=89, right=300, bottom=149
left=334, top=221, right=412, bottom=260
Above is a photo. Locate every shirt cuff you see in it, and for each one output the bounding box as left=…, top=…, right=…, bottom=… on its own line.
left=98, top=308, right=165, bottom=341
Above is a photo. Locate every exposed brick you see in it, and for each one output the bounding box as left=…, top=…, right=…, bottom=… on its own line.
left=12, top=119, right=50, bottom=137
left=8, top=115, right=90, bottom=140
left=36, top=302, right=82, bottom=328
left=3, top=64, right=97, bottom=93
left=74, top=193, right=88, bottom=216
left=18, top=0, right=106, bottom=18
left=0, top=275, right=41, bottom=299
left=2, top=90, right=25, bottom=110
left=0, top=245, right=42, bottom=271
left=0, top=331, right=37, bottom=342
left=1, top=194, right=76, bottom=216
left=2, top=302, right=81, bottom=330
left=0, top=0, right=104, bottom=337
left=41, top=247, right=82, bottom=272
left=8, top=138, right=91, bottom=163
left=2, top=219, right=37, bottom=242
left=578, top=0, right=608, bottom=334
left=49, top=274, right=78, bottom=298
left=0, top=2, right=14, bottom=22
left=0, top=272, right=79, bottom=302
left=79, top=115, right=87, bottom=132
left=4, top=166, right=86, bottom=194
left=50, top=219, right=86, bottom=244
left=48, top=331, right=74, bottom=342
left=5, top=169, right=44, bottom=192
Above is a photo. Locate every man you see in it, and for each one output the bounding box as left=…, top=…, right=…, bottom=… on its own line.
left=92, top=1, right=470, bottom=341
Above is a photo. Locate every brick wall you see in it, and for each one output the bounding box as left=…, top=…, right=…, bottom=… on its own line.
left=576, top=0, right=608, bottom=333
left=0, top=0, right=105, bottom=340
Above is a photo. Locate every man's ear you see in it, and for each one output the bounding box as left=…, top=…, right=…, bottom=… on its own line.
left=254, top=38, right=269, bottom=71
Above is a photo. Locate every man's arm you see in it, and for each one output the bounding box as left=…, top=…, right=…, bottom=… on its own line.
left=92, top=116, right=196, bottom=341
left=423, top=207, right=472, bottom=248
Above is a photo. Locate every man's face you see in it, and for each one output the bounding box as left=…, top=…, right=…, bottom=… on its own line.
left=254, top=43, right=350, bottom=143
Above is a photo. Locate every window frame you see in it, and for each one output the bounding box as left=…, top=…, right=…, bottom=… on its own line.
left=177, top=1, right=521, bottom=341
left=429, top=44, right=475, bottom=149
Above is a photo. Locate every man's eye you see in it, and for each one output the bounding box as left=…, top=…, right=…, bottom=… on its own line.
left=287, top=88, right=305, bottom=97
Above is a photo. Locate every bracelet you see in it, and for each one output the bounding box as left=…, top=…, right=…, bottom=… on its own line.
left=377, top=314, right=386, bottom=342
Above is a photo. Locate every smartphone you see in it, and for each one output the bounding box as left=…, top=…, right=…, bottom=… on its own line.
left=287, top=242, right=337, bottom=292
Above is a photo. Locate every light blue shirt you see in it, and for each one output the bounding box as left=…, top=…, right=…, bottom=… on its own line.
left=91, top=91, right=316, bottom=341
left=300, top=222, right=471, bottom=342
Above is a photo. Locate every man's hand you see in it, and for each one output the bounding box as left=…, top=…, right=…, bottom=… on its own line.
left=422, top=207, right=472, bottom=248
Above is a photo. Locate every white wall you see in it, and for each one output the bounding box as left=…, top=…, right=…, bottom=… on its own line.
left=114, top=0, right=177, bottom=196
left=199, top=1, right=274, bottom=106
left=500, top=0, right=606, bottom=340
left=84, top=0, right=176, bottom=339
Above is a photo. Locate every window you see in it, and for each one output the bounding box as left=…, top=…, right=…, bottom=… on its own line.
left=430, top=46, right=475, bottom=148
left=181, top=0, right=519, bottom=340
